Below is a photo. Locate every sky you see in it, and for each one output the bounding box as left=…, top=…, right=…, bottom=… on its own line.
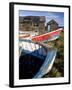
left=19, top=10, right=64, bottom=27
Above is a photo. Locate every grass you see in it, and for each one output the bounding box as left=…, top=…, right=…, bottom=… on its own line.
left=43, top=31, right=64, bottom=77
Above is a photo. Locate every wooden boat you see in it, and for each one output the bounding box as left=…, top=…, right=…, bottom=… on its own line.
left=32, top=28, right=63, bottom=42
left=19, top=33, right=30, bottom=38
left=19, top=40, right=57, bottom=79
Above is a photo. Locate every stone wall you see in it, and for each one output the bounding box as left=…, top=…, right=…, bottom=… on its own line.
left=19, top=22, right=45, bottom=34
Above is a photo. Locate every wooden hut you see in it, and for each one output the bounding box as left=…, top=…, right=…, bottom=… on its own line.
left=46, top=19, right=59, bottom=32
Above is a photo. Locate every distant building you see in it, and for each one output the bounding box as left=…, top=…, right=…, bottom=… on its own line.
left=46, top=19, right=59, bottom=32
left=19, top=16, right=46, bottom=34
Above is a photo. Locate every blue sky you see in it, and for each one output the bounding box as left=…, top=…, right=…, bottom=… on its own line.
left=19, top=10, right=64, bottom=26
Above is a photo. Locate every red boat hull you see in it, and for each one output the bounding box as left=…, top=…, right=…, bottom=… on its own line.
left=32, top=28, right=63, bottom=42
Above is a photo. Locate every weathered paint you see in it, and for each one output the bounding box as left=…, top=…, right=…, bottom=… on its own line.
left=19, top=39, right=57, bottom=78
left=32, top=28, right=63, bottom=42
left=33, top=49, right=57, bottom=78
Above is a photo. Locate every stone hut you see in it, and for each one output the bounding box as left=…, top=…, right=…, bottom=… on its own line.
left=19, top=16, right=46, bottom=34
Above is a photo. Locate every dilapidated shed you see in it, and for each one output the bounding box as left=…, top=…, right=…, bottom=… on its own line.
left=46, top=19, right=59, bottom=32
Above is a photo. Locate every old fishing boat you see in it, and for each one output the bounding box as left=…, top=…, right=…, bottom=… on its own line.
left=19, top=40, right=57, bottom=79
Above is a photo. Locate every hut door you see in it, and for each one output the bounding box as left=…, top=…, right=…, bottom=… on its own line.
left=48, top=25, right=51, bottom=32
